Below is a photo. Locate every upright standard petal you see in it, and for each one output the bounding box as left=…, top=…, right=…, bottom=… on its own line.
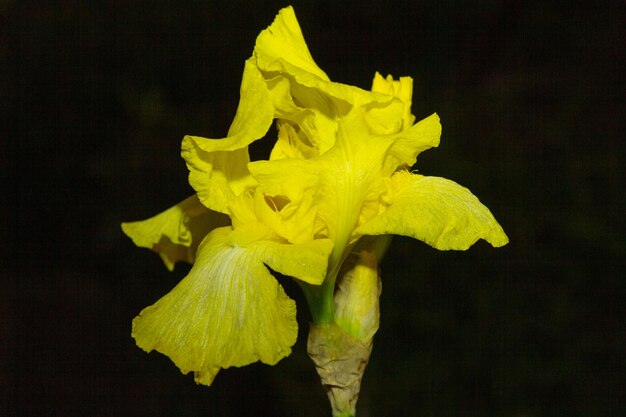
left=255, top=7, right=409, bottom=155
left=356, top=171, right=509, bottom=250
left=121, top=195, right=230, bottom=270
left=255, top=6, right=329, bottom=81
left=132, top=226, right=298, bottom=386
left=181, top=58, right=274, bottom=213
left=371, top=72, right=416, bottom=131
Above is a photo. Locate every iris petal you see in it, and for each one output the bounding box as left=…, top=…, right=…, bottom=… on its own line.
left=246, top=237, right=334, bottom=285
left=132, top=227, right=298, bottom=386
left=181, top=58, right=274, bottom=213
left=371, top=72, right=416, bottom=130
left=382, top=113, right=441, bottom=174
left=356, top=171, right=509, bottom=250
left=255, top=6, right=329, bottom=81
left=256, top=7, right=412, bottom=154
left=121, top=195, right=230, bottom=270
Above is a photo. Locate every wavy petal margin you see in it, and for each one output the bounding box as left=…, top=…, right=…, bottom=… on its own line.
left=132, top=227, right=299, bottom=386
left=255, top=6, right=329, bottom=81
left=356, top=171, right=509, bottom=250
left=121, top=195, right=230, bottom=270
left=181, top=58, right=274, bottom=213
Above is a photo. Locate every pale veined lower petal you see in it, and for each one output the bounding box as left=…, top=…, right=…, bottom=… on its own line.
left=132, top=226, right=298, bottom=386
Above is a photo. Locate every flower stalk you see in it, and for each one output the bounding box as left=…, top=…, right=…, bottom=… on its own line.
left=307, top=250, right=381, bottom=416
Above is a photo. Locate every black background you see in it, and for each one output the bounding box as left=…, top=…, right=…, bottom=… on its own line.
left=3, top=1, right=624, bottom=416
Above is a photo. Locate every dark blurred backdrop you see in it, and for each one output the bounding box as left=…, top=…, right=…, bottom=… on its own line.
left=2, top=1, right=624, bottom=416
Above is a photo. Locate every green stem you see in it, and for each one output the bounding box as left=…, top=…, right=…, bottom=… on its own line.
left=300, top=240, right=354, bottom=324
left=333, top=412, right=355, bottom=417
left=299, top=280, right=334, bottom=323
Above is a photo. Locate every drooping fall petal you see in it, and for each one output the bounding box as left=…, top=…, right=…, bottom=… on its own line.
left=356, top=171, right=509, bottom=250
left=132, top=226, right=299, bottom=386
left=121, top=195, right=230, bottom=270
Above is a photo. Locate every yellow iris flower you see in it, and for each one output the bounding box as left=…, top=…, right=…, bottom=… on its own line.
left=122, top=6, right=507, bottom=387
